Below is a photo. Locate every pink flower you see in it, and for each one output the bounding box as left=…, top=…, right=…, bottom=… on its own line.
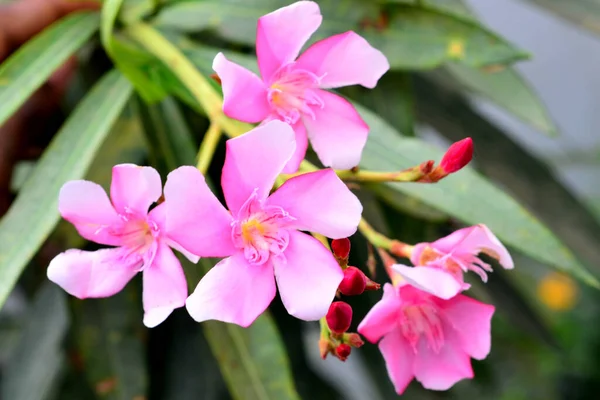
left=47, top=165, right=196, bottom=328
left=358, top=282, right=495, bottom=394
left=393, top=224, right=514, bottom=300
left=164, top=120, right=362, bottom=327
left=213, top=0, right=389, bottom=172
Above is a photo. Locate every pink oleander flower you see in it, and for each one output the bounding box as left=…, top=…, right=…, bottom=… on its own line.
left=47, top=165, right=197, bottom=328
left=358, top=282, right=495, bottom=394
left=164, top=120, right=362, bottom=327
left=213, top=0, right=389, bottom=172
left=393, top=224, right=514, bottom=300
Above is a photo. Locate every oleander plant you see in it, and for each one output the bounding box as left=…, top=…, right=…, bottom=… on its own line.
left=1, top=0, right=600, bottom=399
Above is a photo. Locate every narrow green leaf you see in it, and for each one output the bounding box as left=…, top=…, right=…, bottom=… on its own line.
left=443, top=63, right=558, bottom=136
left=523, top=0, right=600, bottom=35
left=0, top=70, right=133, bottom=309
left=70, top=286, right=147, bottom=400
left=197, top=259, right=301, bottom=400
left=1, top=283, right=69, bottom=400
left=0, top=12, right=99, bottom=127
left=153, top=0, right=528, bottom=69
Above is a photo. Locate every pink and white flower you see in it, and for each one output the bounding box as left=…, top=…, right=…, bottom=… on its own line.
left=47, top=165, right=196, bottom=328
left=164, top=120, right=362, bottom=327
left=213, top=0, right=389, bottom=172
left=393, top=224, right=514, bottom=300
left=358, top=282, right=495, bottom=394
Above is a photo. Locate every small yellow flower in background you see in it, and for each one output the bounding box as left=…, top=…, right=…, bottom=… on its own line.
left=537, top=272, right=578, bottom=311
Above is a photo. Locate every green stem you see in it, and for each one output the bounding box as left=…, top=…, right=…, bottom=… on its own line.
left=125, top=23, right=252, bottom=137
left=196, top=122, right=222, bottom=174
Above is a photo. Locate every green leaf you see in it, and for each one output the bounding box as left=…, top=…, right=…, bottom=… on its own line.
left=70, top=286, right=147, bottom=400
left=0, top=12, right=99, bottom=127
left=153, top=0, right=528, bottom=69
left=413, top=75, right=600, bottom=285
left=1, top=283, right=69, bottom=400
left=196, top=259, right=302, bottom=400
left=523, top=0, right=600, bottom=35
left=0, top=70, right=133, bottom=309
left=443, top=63, right=558, bottom=136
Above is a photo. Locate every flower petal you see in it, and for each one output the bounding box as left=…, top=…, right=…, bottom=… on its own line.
left=439, top=294, right=494, bottom=360
left=379, top=328, right=416, bottom=395
left=413, top=328, right=474, bottom=390
left=303, top=90, right=368, bottom=169
left=274, top=231, right=343, bottom=320
left=281, top=121, right=309, bottom=173
left=296, top=31, right=389, bottom=89
left=186, top=252, right=276, bottom=327
left=164, top=166, right=235, bottom=258
left=431, top=224, right=514, bottom=269
left=267, top=169, right=362, bottom=239
left=58, top=180, right=122, bottom=246
left=392, top=265, right=463, bottom=300
left=142, top=244, right=187, bottom=328
left=213, top=52, right=270, bottom=123
left=47, top=248, right=138, bottom=299
left=256, top=0, right=322, bottom=82
left=110, top=164, right=162, bottom=216
left=147, top=204, right=200, bottom=263
left=358, top=283, right=401, bottom=343
left=222, top=120, right=296, bottom=213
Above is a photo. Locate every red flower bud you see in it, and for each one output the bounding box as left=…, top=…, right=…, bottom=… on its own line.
left=338, top=266, right=367, bottom=296
left=440, top=137, right=473, bottom=173
left=335, top=344, right=352, bottom=361
left=332, top=238, right=351, bottom=260
left=343, top=333, right=365, bottom=348
left=326, top=301, right=353, bottom=334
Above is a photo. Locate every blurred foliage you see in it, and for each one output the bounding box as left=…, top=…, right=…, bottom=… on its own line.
left=0, top=0, right=599, bottom=399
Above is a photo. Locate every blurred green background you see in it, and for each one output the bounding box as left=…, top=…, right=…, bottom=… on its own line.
left=1, top=0, right=600, bottom=399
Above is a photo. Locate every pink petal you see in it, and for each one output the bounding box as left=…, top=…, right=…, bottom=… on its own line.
left=392, top=265, right=463, bottom=300
left=256, top=1, right=322, bottom=82
left=47, top=248, right=138, bottom=299
left=164, top=166, right=236, bottom=257
left=273, top=231, right=343, bottom=320
left=222, top=120, right=296, bottom=214
left=432, top=225, right=514, bottom=269
left=110, top=164, right=162, bottom=216
left=147, top=203, right=200, bottom=263
left=281, top=121, right=309, bottom=173
left=379, top=328, right=416, bottom=395
left=213, top=52, right=270, bottom=123
left=439, top=294, right=494, bottom=360
left=58, top=181, right=122, bottom=246
left=303, top=90, right=368, bottom=169
left=142, top=244, right=187, bottom=328
left=296, top=31, right=389, bottom=89
left=413, top=329, right=474, bottom=390
left=358, top=283, right=401, bottom=343
left=267, top=169, right=362, bottom=239
left=185, top=252, right=276, bottom=327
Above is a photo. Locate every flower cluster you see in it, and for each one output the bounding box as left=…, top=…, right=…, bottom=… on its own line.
left=46, top=1, right=514, bottom=396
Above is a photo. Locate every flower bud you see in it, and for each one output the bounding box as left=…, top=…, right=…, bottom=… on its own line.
left=318, top=338, right=331, bottom=360
left=338, top=266, right=367, bottom=296
left=440, top=137, right=473, bottom=173
left=331, top=238, right=350, bottom=260
left=343, top=332, right=364, bottom=348
left=335, top=344, right=352, bottom=361
left=365, top=277, right=381, bottom=292
left=326, top=301, right=352, bottom=334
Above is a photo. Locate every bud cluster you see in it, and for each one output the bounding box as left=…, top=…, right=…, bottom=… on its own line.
left=320, top=239, right=379, bottom=362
